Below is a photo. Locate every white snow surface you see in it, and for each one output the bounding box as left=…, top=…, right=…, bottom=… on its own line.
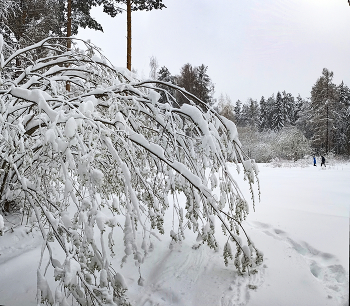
left=0, top=163, right=349, bottom=306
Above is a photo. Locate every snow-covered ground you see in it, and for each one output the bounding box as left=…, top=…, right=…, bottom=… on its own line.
left=0, top=162, right=349, bottom=306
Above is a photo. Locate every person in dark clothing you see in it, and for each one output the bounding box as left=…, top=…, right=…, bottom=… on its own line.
left=321, top=156, right=326, bottom=168
left=313, top=156, right=316, bottom=166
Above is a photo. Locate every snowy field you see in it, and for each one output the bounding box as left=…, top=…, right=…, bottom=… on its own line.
left=0, top=162, right=349, bottom=306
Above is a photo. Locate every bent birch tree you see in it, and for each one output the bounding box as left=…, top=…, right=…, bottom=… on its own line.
left=0, top=36, right=262, bottom=305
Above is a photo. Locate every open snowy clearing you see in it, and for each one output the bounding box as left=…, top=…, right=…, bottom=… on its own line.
left=0, top=162, right=349, bottom=306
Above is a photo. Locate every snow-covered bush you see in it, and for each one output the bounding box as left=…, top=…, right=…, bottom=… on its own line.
left=238, top=127, right=311, bottom=162
left=0, top=36, right=262, bottom=305
left=273, top=127, right=311, bottom=160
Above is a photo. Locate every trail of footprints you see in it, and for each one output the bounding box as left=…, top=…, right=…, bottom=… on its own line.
left=137, top=221, right=348, bottom=306
left=138, top=240, right=265, bottom=306
left=252, top=221, right=349, bottom=305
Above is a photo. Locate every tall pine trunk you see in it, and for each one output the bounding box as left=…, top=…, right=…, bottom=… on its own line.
left=15, top=1, right=27, bottom=74
left=67, top=0, right=72, bottom=50
left=127, top=0, right=132, bottom=70
left=66, top=0, right=72, bottom=91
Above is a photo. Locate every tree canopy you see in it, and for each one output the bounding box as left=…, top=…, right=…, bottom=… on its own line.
left=1, top=0, right=121, bottom=48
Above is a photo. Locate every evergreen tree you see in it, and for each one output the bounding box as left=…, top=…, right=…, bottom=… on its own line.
left=310, top=68, right=339, bottom=153
left=294, top=94, right=305, bottom=125
left=194, top=64, right=215, bottom=106
left=241, top=104, right=249, bottom=127
left=234, top=99, right=242, bottom=126
left=272, top=91, right=284, bottom=131
left=335, top=81, right=350, bottom=154
left=177, top=63, right=214, bottom=108
left=338, top=81, right=350, bottom=106
left=65, top=0, right=122, bottom=53
left=282, top=91, right=295, bottom=125
left=0, top=0, right=16, bottom=22
left=241, top=98, right=260, bottom=128
left=67, top=0, right=121, bottom=35
left=250, top=98, right=260, bottom=127
left=4, top=0, right=121, bottom=46
left=296, top=98, right=313, bottom=141
left=157, top=66, right=175, bottom=84
left=266, top=94, right=276, bottom=130
left=156, top=66, right=176, bottom=104
left=5, top=0, right=63, bottom=48
left=177, top=63, right=196, bottom=105
left=259, top=96, right=268, bottom=131
left=0, top=1, right=19, bottom=61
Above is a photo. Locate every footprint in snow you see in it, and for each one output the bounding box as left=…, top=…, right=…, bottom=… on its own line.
left=136, top=244, right=206, bottom=306
left=220, top=267, right=265, bottom=306
left=251, top=221, right=349, bottom=305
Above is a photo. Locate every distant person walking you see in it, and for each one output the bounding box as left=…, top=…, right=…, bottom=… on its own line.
left=321, top=155, right=326, bottom=168
left=313, top=156, right=316, bottom=166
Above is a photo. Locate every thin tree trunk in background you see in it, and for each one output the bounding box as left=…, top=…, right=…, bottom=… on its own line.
left=326, top=105, right=329, bottom=153
left=325, top=81, right=329, bottom=154
left=15, top=1, right=26, bottom=73
left=66, top=0, right=72, bottom=91
left=127, top=0, right=131, bottom=70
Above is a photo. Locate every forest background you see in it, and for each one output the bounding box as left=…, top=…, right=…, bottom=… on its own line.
left=1, top=0, right=350, bottom=162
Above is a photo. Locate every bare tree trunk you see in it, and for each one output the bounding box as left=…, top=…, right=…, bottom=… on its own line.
left=127, top=0, right=132, bottom=70
left=326, top=104, right=329, bottom=153
left=325, top=81, right=329, bottom=154
left=15, top=1, right=26, bottom=75
left=66, top=0, right=72, bottom=91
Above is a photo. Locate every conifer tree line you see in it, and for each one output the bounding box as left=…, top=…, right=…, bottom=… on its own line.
left=217, top=68, right=350, bottom=157
left=219, top=91, right=304, bottom=132
left=156, top=65, right=350, bottom=158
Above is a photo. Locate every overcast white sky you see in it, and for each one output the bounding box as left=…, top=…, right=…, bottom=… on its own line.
left=77, top=0, right=350, bottom=104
